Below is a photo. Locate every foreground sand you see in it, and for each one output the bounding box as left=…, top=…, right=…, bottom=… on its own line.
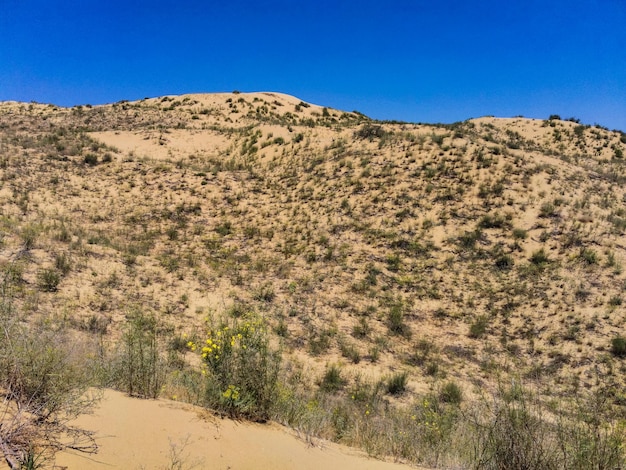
left=55, top=390, right=419, bottom=470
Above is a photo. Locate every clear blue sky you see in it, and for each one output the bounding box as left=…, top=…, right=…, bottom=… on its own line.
left=1, top=0, right=625, bottom=130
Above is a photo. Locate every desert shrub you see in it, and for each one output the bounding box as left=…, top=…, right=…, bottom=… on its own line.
left=466, top=385, right=626, bottom=470
left=608, top=295, right=622, bottom=306
left=387, top=303, right=411, bottom=337
left=352, top=317, right=371, bottom=338
left=479, top=213, right=510, bottom=229
left=385, top=371, right=409, bottom=395
left=0, top=295, right=99, bottom=467
left=354, top=124, right=387, bottom=140
left=512, top=228, right=528, bottom=239
left=439, top=381, right=463, bottom=405
left=469, top=315, right=489, bottom=339
left=36, top=268, right=60, bottom=292
left=573, top=124, right=586, bottom=139
left=83, top=153, right=98, bottom=165
left=494, top=253, right=514, bottom=270
left=457, top=229, right=482, bottom=250
left=468, top=393, right=561, bottom=469
left=0, top=319, right=95, bottom=419
left=195, top=313, right=280, bottom=421
left=319, top=363, right=347, bottom=392
left=561, top=391, right=626, bottom=470
left=54, top=251, right=72, bottom=275
left=610, top=336, right=626, bottom=357
left=309, top=329, right=333, bottom=355
left=2, top=262, right=24, bottom=288
left=539, top=202, right=557, bottom=218
left=338, top=337, right=361, bottom=364
left=253, top=283, right=275, bottom=302
left=19, top=224, right=39, bottom=250
left=530, top=248, right=550, bottom=266
left=113, top=309, right=166, bottom=399
left=578, top=247, right=598, bottom=265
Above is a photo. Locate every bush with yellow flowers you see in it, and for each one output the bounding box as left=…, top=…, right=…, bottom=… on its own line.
left=187, top=312, right=280, bottom=421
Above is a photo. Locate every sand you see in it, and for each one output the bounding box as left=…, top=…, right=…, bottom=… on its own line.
left=54, top=390, right=417, bottom=470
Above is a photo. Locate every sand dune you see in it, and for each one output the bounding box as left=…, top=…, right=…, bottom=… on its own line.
left=55, top=390, right=418, bottom=470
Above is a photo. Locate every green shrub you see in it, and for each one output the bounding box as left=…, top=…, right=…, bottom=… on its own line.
left=355, top=124, right=387, bottom=140
left=479, top=213, right=510, bottom=229
left=83, top=153, right=98, bottom=165
left=579, top=247, right=598, bottom=265
left=352, top=317, right=371, bottom=339
left=539, top=202, right=557, bottom=218
left=530, top=248, right=550, bottom=266
left=610, top=336, right=626, bottom=357
left=197, top=313, right=280, bottom=421
left=512, top=228, right=528, bottom=239
left=494, top=254, right=514, bottom=270
left=54, top=252, right=72, bottom=275
left=319, top=363, right=347, bottom=392
left=439, top=381, right=462, bottom=405
left=37, top=268, right=60, bottom=292
left=338, top=338, right=361, bottom=364
left=608, top=295, right=622, bottom=306
left=20, top=224, right=39, bottom=250
left=113, top=310, right=166, bottom=399
left=457, top=229, right=482, bottom=250
left=388, top=304, right=411, bottom=337
left=469, top=315, right=489, bottom=338
left=385, top=371, right=409, bottom=395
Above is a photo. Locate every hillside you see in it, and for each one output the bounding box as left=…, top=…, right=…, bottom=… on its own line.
left=1, top=92, right=626, bottom=468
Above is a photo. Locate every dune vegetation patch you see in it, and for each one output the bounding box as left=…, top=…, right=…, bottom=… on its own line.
left=1, top=95, right=626, bottom=468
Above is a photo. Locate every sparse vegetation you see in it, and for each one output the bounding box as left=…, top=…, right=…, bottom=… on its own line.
left=1, top=94, right=626, bottom=468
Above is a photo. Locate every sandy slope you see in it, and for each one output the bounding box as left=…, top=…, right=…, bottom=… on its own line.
left=54, top=390, right=418, bottom=470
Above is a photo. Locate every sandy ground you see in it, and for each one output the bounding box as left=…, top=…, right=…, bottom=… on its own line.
left=54, top=390, right=418, bottom=470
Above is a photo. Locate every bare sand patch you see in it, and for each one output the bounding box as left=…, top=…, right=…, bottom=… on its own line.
left=55, top=390, right=418, bottom=470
